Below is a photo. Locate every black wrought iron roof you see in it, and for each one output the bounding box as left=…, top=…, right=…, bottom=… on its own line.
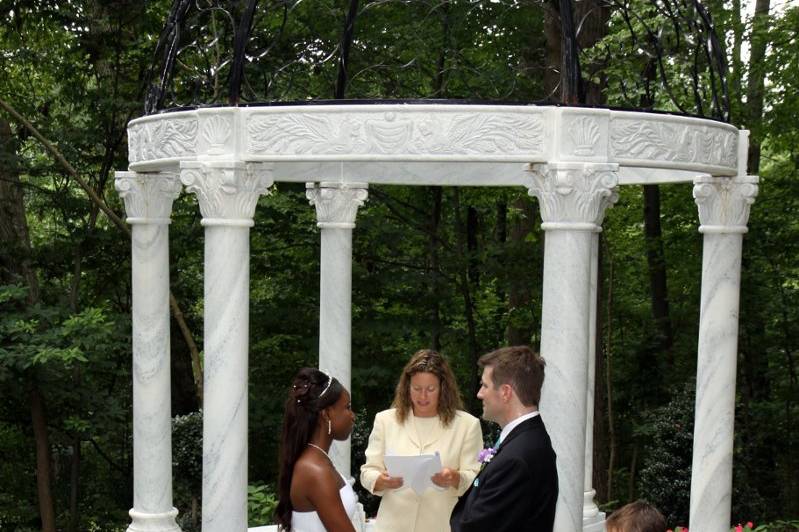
left=143, top=0, right=729, bottom=121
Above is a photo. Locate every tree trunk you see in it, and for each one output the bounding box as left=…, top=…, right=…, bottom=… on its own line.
left=745, top=0, right=771, bottom=173
left=574, top=0, right=609, bottom=106
left=31, top=381, right=57, bottom=532
left=429, top=187, right=443, bottom=350
left=69, top=426, right=81, bottom=532
left=0, top=117, right=37, bottom=298
left=0, top=116, right=55, bottom=532
left=643, top=184, right=674, bottom=365
left=434, top=1, right=451, bottom=97
left=543, top=0, right=562, bottom=101
left=592, top=234, right=610, bottom=502
left=453, top=188, right=480, bottom=407
left=494, top=200, right=508, bottom=333
left=426, top=5, right=450, bottom=350
left=66, top=192, right=100, bottom=532
left=627, top=443, right=638, bottom=500
left=506, top=196, right=537, bottom=346
left=729, top=0, right=745, bottom=124
left=603, top=239, right=616, bottom=502
left=467, top=206, right=479, bottom=287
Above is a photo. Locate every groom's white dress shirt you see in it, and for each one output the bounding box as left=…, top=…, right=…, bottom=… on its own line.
left=498, top=411, right=540, bottom=447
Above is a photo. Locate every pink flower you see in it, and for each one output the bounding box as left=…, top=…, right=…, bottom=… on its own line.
left=735, top=525, right=743, bottom=532
left=746, top=522, right=754, bottom=529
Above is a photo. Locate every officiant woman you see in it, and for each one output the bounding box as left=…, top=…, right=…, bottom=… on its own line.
left=360, top=349, right=483, bottom=532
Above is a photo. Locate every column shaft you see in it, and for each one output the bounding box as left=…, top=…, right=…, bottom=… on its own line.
left=583, top=233, right=604, bottom=531
left=307, top=181, right=368, bottom=478
left=689, top=233, right=743, bottom=531
left=529, top=162, right=618, bottom=532
left=115, top=172, right=181, bottom=532
left=131, top=224, right=174, bottom=515
left=181, top=161, right=271, bottom=532
left=689, top=175, right=757, bottom=532
left=202, top=226, right=251, bottom=532
left=540, top=229, right=593, bottom=531
left=320, top=227, right=353, bottom=475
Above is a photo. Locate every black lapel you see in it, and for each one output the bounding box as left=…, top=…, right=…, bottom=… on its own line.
left=496, top=415, right=542, bottom=452
left=472, top=416, right=543, bottom=483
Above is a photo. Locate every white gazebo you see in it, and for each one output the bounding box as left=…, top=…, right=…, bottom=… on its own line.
left=115, top=102, right=757, bottom=532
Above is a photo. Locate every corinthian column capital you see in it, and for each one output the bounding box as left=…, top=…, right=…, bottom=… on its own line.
left=179, top=161, right=273, bottom=227
left=693, top=176, right=759, bottom=234
left=527, top=163, right=619, bottom=231
left=114, top=171, right=181, bottom=225
left=306, top=182, right=369, bottom=229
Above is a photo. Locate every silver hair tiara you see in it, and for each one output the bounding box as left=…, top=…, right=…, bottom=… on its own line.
left=318, top=370, right=333, bottom=398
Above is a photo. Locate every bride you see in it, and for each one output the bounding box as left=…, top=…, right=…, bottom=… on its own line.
left=275, top=368, right=358, bottom=532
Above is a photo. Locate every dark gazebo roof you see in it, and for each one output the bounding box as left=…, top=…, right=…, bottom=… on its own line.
left=143, top=0, right=729, bottom=121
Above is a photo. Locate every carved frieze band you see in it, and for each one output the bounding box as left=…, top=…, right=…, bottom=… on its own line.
left=179, top=162, right=273, bottom=227
left=693, top=175, right=759, bottom=234
left=611, top=118, right=737, bottom=168
left=128, top=117, right=198, bottom=163
left=201, top=114, right=233, bottom=155
left=306, top=182, right=368, bottom=229
left=527, top=163, right=619, bottom=231
left=248, top=111, right=545, bottom=157
left=114, top=171, right=181, bottom=224
left=565, top=115, right=602, bottom=157
left=125, top=108, right=742, bottom=180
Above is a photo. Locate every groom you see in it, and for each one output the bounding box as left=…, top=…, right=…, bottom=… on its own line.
left=450, top=346, right=558, bottom=532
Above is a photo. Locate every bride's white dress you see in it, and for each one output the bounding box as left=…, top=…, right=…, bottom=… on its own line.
left=290, top=473, right=359, bottom=532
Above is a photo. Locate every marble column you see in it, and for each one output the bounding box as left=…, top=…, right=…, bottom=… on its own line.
left=115, top=171, right=182, bottom=532
left=528, top=162, right=618, bottom=532
left=306, top=181, right=368, bottom=477
left=583, top=233, right=605, bottom=532
left=180, top=161, right=272, bottom=532
left=689, top=175, right=758, bottom=532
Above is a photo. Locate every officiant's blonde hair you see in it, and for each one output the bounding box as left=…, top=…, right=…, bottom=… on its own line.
left=391, top=349, right=463, bottom=427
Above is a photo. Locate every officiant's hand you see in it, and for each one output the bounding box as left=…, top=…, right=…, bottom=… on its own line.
left=374, top=472, right=403, bottom=491
left=431, top=467, right=459, bottom=489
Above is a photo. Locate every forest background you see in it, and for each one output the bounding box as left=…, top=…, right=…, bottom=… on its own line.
left=1, top=0, right=798, bottom=530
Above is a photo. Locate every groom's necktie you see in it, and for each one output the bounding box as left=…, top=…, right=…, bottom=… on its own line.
left=492, top=435, right=502, bottom=450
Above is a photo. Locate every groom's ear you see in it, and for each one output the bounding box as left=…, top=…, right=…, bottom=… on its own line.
left=500, top=383, right=513, bottom=402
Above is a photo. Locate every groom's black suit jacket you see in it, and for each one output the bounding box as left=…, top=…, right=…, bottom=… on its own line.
left=450, top=415, right=558, bottom=532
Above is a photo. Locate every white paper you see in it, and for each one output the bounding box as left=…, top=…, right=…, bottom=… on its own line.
left=383, top=451, right=444, bottom=495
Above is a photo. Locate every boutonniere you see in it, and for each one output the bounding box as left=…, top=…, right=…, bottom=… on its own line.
left=477, top=447, right=496, bottom=469
left=473, top=447, right=496, bottom=487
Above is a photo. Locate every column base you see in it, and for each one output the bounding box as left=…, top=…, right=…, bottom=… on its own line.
left=583, top=515, right=606, bottom=532
left=583, top=489, right=606, bottom=531
left=127, top=507, right=182, bottom=532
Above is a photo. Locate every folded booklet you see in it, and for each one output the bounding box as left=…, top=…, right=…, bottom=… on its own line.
left=383, top=451, right=444, bottom=495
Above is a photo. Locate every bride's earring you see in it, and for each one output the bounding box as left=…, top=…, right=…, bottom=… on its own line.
left=328, top=419, right=332, bottom=435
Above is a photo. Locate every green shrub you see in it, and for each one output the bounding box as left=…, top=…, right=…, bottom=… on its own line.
left=248, top=483, right=278, bottom=526
left=638, top=385, right=694, bottom=526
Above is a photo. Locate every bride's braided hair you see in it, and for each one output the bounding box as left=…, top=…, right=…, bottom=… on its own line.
left=275, top=368, right=343, bottom=531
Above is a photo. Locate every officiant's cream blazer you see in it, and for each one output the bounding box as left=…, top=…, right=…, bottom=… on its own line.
left=360, top=408, right=483, bottom=532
